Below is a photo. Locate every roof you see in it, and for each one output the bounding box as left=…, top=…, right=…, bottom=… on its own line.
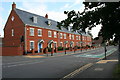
left=14, top=8, right=90, bottom=36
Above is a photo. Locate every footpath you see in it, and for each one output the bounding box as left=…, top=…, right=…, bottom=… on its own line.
left=24, top=48, right=100, bottom=58
left=73, top=50, right=119, bottom=78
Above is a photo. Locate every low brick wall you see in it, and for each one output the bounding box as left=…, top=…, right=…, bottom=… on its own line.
left=2, top=46, right=23, bottom=56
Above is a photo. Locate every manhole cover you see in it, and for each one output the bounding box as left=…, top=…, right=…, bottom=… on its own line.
left=94, top=68, right=104, bottom=71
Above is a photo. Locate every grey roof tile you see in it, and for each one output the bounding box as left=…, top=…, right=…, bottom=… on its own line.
left=14, top=8, right=90, bottom=36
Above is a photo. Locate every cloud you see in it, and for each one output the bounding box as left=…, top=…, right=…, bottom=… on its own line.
left=0, top=17, right=4, bottom=37
left=60, top=4, right=70, bottom=10
left=60, top=0, right=84, bottom=12
left=47, top=11, right=67, bottom=22
left=21, top=2, right=67, bottom=22
left=20, top=2, right=47, bottom=16
left=91, top=25, right=101, bottom=38
left=1, top=0, right=76, bottom=2
left=69, top=0, right=84, bottom=8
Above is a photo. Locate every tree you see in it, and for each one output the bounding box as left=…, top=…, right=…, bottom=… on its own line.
left=58, top=2, right=120, bottom=63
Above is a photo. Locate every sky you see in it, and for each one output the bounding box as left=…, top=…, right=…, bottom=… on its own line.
left=0, top=0, right=101, bottom=38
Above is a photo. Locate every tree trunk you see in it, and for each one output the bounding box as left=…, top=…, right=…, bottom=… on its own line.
left=118, top=38, right=120, bottom=64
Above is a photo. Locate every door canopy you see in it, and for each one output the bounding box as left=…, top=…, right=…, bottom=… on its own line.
left=38, top=39, right=44, bottom=43
left=48, top=40, right=54, bottom=44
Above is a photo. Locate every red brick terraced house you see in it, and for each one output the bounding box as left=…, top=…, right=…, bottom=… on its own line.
left=2, top=2, right=92, bottom=56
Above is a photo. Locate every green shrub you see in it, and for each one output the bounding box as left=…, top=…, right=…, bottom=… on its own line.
left=65, top=47, right=69, bottom=50
left=113, top=64, right=120, bottom=78
left=48, top=47, right=52, bottom=52
left=77, top=46, right=80, bottom=49
left=57, top=46, right=63, bottom=51
left=86, top=45, right=90, bottom=48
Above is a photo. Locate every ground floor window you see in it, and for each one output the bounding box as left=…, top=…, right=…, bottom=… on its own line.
left=76, top=42, right=78, bottom=46
left=60, top=42, right=63, bottom=47
left=30, top=41, right=34, bottom=50
left=54, top=42, right=57, bottom=48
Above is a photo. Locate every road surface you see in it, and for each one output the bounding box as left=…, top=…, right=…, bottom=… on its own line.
left=2, top=46, right=118, bottom=79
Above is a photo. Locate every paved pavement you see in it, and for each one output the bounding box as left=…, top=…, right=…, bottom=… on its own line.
left=2, top=46, right=118, bottom=79
left=72, top=49, right=119, bottom=78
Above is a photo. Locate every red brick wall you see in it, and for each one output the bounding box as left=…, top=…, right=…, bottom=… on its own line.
left=3, top=9, right=25, bottom=47
left=2, top=47, right=23, bottom=56
left=2, top=7, right=92, bottom=55
left=25, top=25, right=82, bottom=52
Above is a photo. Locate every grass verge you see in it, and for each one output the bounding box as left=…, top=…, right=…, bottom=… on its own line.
left=113, top=64, right=120, bottom=78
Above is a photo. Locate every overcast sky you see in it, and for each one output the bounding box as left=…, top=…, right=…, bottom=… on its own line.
left=0, top=0, right=101, bottom=38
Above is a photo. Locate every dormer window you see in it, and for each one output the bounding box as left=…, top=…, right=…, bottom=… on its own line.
left=47, top=20, right=51, bottom=26
left=68, top=26, right=71, bottom=31
left=33, top=16, right=37, bottom=23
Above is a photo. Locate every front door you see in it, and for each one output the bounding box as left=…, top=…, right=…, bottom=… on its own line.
left=38, top=43, right=42, bottom=53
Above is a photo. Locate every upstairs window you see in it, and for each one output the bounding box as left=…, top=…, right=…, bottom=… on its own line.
left=69, top=34, right=71, bottom=39
left=79, top=36, right=81, bottom=40
left=60, top=33, right=63, bottom=39
left=11, top=16, right=14, bottom=21
left=54, top=32, right=57, bottom=38
left=76, top=36, right=78, bottom=40
left=72, top=35, right=74, bottom=40
left=30, top=28, right=34, bottom=36
left=12, top=29, right=14, bottom=36
left=48, top=31, right=52, bottom=37
left=64, top=34, right=66, bottom=39
left=38, top=29, right=42, bottom=36
left=82, top=36, right=84, bottom=40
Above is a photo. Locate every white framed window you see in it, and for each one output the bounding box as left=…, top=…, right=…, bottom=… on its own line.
left=30, top=41, right=34, bottom=50
left=89, top=38, right=91, bottom=41
left=87, top=37, right=89, bottom=41
left=33, top=16, right=37, bottom=23
left=82, top=36, right=84, bottom=40
left=76, top=42, right=78, bottom=46
left=54, top=42, right=57, bottom=48
left=64, top=33, right=66, bottom=39
left=69, top=34, right=71, bottom=39
left=72, top=35, right=74, bottom=40
left=76, top=36, right=78, bottom=40
left=54, top=32, right=57, bottom=38
left=11, top=16, right=14, bottom=21
left=30, top=28, right=34, bottom=36
left=85, top=37, right=86, bottom=40
left=60, top=33, right=63, bottom=39
left=48, top=31, right=52, bottom=37
left=38, top=29, right=42, bottom=36
left=60, top=42, right=63, bottom=47
left=12, top=29, right=14, bottom=36
left=79, top=36, right=80, bottom=40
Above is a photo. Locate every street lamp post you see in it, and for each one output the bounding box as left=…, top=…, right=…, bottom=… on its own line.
left=104, top=42, right=107, bottom=60
left=79, top=32, right=83, bottom=52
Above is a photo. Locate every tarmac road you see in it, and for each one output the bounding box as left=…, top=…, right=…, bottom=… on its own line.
left=2, top=46, right=118, bottom=79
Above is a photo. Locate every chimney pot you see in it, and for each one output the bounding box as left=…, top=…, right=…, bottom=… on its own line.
left=12, top=2, right=16, bottom=10
left=45, top=14, right=48, bottom=19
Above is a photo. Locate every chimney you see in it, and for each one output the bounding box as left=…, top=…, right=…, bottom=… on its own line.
left=45, top=14, right=48, bottom=19
left=12, top=2, right=16, bottom=10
